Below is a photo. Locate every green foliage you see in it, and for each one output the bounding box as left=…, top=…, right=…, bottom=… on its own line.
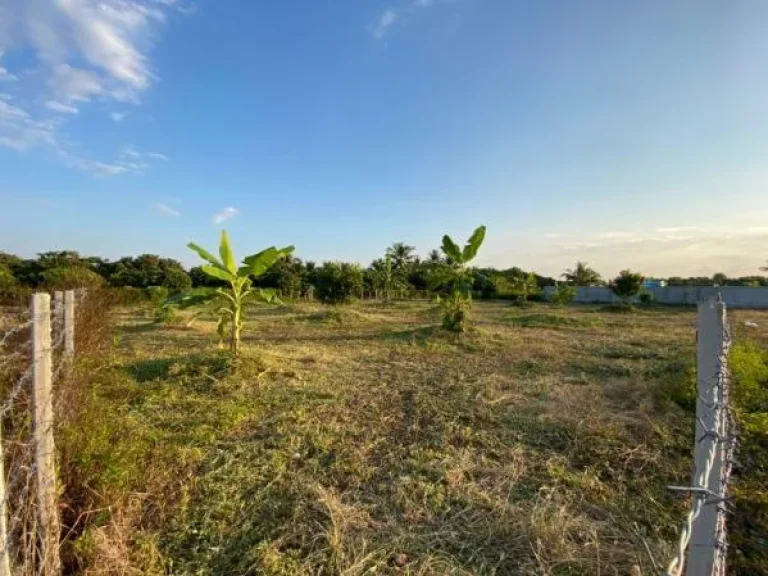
left=561, top=261, right=602, bottom=286
left=40, top=266, right=106, bottom=290
left=609, top=269, right=645, bottom=302
left=385, top=242, right=417, bottom=271
left=439, top=291, right=469, bottom=332
left=179, top=230, right=294, bottom=356
left=146, top=286, right=170, bottom=305
left=437, top=225, right=486, bottom=332
left=315, top=262, right=364, bottom=304
left=731, top=342, right=768, bottom=412
left=549, top=284, right=576, bottom=306
left=638, top=291, right=654, bottom=305
left=729, top=342, right=768, bottom=574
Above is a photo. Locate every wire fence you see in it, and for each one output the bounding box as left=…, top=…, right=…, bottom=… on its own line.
left=664, top=297, right=736, bottom=576
left=0, top=291, right=80, bottom=576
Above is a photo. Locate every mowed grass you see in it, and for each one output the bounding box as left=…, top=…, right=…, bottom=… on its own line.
left=75, top=301, right=768, bottom=575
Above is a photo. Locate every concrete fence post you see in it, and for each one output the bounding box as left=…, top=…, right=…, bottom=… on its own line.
left=31, top=293, right=61, bottom=576
left=0, top=424, right=11, bottom=576
left=686, top=298, right=727, bottom=576
left=64, top=290, right=75, bottom=361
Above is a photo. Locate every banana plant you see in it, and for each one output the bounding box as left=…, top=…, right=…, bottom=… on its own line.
left=431, top=225, right=486, bottom=332
left=167, top=231, right=293, bottom=356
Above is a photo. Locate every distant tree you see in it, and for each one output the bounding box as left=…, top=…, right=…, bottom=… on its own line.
left=712, top=272, right=728, bottom=286
left=386, top=242, right=417, bottom=271
left=315, top=262, right=364, bottom=304
left=427, top=249, right=443, bottom=264
left=561, top=261, right=602, bottom=286
left=40, top=267, right=106, bottom=290
left=609, top=270, right=645, bottom=303
left=107, top=255, right=190, bottom=290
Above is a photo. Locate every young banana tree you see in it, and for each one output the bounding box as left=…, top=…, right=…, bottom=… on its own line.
left=432, top=225, right=486, bottom=332
left=169, top=231, right=293, bottom=356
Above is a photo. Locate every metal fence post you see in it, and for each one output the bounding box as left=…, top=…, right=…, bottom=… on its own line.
left=31, top=293, right=61, bottom=576
left=686, top=298, right=726, bottom=576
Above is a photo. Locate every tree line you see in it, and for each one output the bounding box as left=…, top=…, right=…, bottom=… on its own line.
left=1, top=247, right=766, bottom=305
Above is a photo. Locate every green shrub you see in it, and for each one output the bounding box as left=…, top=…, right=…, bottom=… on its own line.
left=40, top=266, right=106, bottom=290
left=145, top=286, right=170, bottom=305
left=314, top=262, right=364, bottom=304
left=638, top=292, right=654, bottom=306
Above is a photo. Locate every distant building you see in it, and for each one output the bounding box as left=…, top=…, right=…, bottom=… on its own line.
left=644, top=278, right=667, bottom=288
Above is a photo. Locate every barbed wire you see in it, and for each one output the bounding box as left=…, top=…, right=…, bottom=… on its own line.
left=663, top=305, right=734, bottom=576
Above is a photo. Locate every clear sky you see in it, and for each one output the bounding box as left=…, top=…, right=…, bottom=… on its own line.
left=1, top=0, right=767, bottom=278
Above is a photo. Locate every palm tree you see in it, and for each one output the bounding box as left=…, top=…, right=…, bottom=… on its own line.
left=561, top=261, right=602, bottom=286
left=427, top=249, right=443, bottom=264
left=386, top=242, right=416, bottom=271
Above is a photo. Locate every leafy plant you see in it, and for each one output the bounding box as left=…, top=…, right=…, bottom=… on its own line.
left=609, top=269, right=644, bottom=304
left=432, top=225, right=486, bottom=332
left=169, top=231, right=293, bottom=356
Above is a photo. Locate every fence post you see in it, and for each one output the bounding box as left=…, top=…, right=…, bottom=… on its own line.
left=64, top=290, right=75, bottom=361
left=31, top=293, right=61, bottom=576
left=686, top=298, right=726, bottom=576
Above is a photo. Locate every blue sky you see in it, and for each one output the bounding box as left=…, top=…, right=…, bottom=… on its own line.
left=1, top=0, right=768, bottom=278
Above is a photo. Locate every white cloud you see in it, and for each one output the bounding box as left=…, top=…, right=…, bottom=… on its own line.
left=372, top=9, right=398, bottom=39
left=0, top=66, right=17, bottom=82
left=655, top=226, right=701, bottom=234
left=370, top=0, right=449, bottom=39
left=0, top=0, right=187, bottom=174
left=45, top=100, right=79, bottom=114
left=153, top=201, right=180, bottom=217
left=213, top=206, right=238, bottom=224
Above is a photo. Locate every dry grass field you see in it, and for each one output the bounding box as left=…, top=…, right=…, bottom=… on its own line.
left=60, top=300, right=768, bottom=575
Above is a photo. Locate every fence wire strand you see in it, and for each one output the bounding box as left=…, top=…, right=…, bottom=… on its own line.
left=1, top=293, right=78, bottom=575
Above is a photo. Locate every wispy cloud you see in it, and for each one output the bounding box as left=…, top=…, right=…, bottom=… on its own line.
left=213, top=206, right=238, bottom=224
left=372, top=9, right=398, bottom=39
left=153, top=201, right=180, bottom=217
left=0, top=0, right=189, bottom=174
left=0, top=66, right=17, bottom=82
left=110, top=112, right=127, bottom=122
left=370, top=0, right=448, bottom=40
left=45, top=100, right=79, bottom=114
left=56, top=144, right=167, bottom=177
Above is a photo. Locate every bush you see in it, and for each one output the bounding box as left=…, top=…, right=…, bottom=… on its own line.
left=638, top=292, right=654, bottom=306
left=314, top=262, right=364, bottom=304
left=40, top=266, right=106, bottom=291
left=549, top=284, right=576, bottom=306
left=145, top=286, right=169, bottom=305
left=111, top=286, right=145, bottom=306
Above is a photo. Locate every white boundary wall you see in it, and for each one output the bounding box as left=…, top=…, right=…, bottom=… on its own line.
left=543, top=285, right=768, bottom=308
